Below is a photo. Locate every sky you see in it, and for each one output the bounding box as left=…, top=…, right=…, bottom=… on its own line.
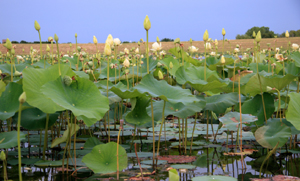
left=0, top=0, right=300, bottom=44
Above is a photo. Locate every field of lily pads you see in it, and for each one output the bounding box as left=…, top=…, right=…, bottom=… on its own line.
left=1, top=18, right=300, bottom=181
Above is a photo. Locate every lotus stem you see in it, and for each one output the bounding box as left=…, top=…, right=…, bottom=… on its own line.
left=37, top=31, right=44, bottom=68
left=259, top=142, right=279, bottom=178
left=146, top=30, right=149, bottom=74
left=10, top=55, right=13, bottom=82
left=190, top=113, right=198, bottom=155
left=117, top=120, right=123, bottom=181
left=222, top=35, right=225, bottom=55
left=238, top=70, right=244, bottom=170
left=17, top=102, right=23, bottom=181
left=56, top=42, right=61, bottom=76
left=204, top=41, right=207, bottom=81
left=51, top=41, right=54, bottom=65
left=156, top=100, right=166, bottom=166
left=107, top=56, right=110, bottom=142
left=76, top=37, right=78, bottom=71
left=150, top=98, right=156, bottom=169
left=42, top=114, right=49, bottom=160
left=185, top=118, right=188, bottom=154
left=73, top=116, right=77, bottom=172
left=134, top=143, right=144, bottom=180
left=3, top=157, right=7, bottom=181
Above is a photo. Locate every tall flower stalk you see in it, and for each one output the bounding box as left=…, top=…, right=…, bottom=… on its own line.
left=17, top=92, right=26, bottom=181
left=143, top=15, right=151, bottom=74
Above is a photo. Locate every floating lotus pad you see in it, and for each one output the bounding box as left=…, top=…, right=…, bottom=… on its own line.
left=0, top=131, right=26, bottom=149
left=192, top=175, right=237, bottom=181
left=219, top=112, right=257, bottom=131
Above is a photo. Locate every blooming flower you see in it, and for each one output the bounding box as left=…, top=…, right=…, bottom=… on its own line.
left=234, top=48, right=240, bottom=53
left=151, top=42, right=162, bottom=51
left=188, top=46, right=199, bottom=53
left=292, top=43, right=299, bottom=50
left=123, top=58, right=130, bottom=68
left=114, top=38, right=121, bottom=46
left=210, top=52, right=216, bottom=56
left=204, top=42, right=211, bottom=50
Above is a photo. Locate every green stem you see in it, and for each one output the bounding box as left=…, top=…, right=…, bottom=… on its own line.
left=150, top=98, right=156, bottom=169
left=10, top=55, right=13, bottom=82
left=107, top=56, right=110, bottom=142
left=56, top=42, right=61, bottom=76
left=222, top=36, right=224, bottom=55
left=156, top=100, right=166, bottom=166
left=42, top=114, right=49, bottom=160
left=146, top=30, right=149, bottom=74
left=190, top=113, right=198, bottom=154
left=51, top=42, right=54, bottom=65
left=76, top=37, right=78, bottom=71
left=259, top=142, right=279, bottom=178
left=17, top=103, right=23, bottom=181
left=38, top=31, right=44, bottom=68
left=204, top=42, right=207, bottom=81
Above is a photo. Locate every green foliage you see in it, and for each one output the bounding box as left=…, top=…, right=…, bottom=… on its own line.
left=236, top=26, right=276, bottom=39
left=161, top=38, right=174, bottom=42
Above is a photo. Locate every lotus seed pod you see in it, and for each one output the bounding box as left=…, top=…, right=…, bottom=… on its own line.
left=222, top=28, right=226, bottom=36
left=75, top=33, right=78, bottom=38
left=169, top=62, right=173, bottom=69
left=252, top=31, right=256, bottom=38
left=4, top=38, right=12, bottom=50
left=46, top=45, right=50, bottom=52
left=203, top=30, right=209, bottom=41
left=158, top=70, right=163, bottom=80
left=93, top=35, right=98, bottom=45
left=267, top=43, right=271, bottom=47
left=176, top=46, right=181, bottom=53
left=255, top=31, right=261, bottom=43
left=174, top=38, right=180, bottom=44
left=220, top=55, right=226, bottom=64
left=7, top=52, right=10, bottom=57
left=77, top=46, right=81, bottom=52
left=156, top=36, right=160, bottom=43
left=0, top=151, right=5, bottom=161
left=19, top=92, right=26, bottom=104
left=285, top=30, right=289, bottom=38
left=86, top=69, right=92, bottom=74
left=124, top=69, right=130, bottom=74
left=63, top=75, right=72, bottom=86
left=34, top=20, right=41, bottom=31
left=54, top=34, right=59, bottom=42
left=105, top=34, right=114, bottom=47
left=143, top=15, right=151, bottom=31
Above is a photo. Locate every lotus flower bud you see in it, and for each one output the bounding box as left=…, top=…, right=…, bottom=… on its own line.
left=104, top=43, right=111, bottom=56
left=54, top=34, right=59, bottom=42
left=48, top=37, right=53, bottom=42
left=156, top=36, right=160, bottom=43
left=220, top=55, right=225, bottom=64
left=252, top=31, right=256, bottom=38
left=14, top=71, right=21, bottom=76
left=203, top=30, right=209, bottom=41
left=124, top=48, right=129, bottom=54
left=255, top=31, right=261, bottom=43
left=138, top=41, right=141, bottom=46
left=289, top=41, right=291, bottom=46
left=77, top=46, right=81, bottom=52
left=157, top=62, right=162, bottom=67
left=143, top=15, right=151, bottom=31
left=114, top=38, right=121, bottom=46
left=222, top=28, right=226, bottom=36
left=11, top=48, right=15, bottom=55
left=63, top=75, right=72, bottom=86
left=123, top=58, right=130, bottom=68
left=88, top=61, right=93, bottom=67
left=86, top=69, right=92, bottom=74
left=169, top=62, right=173, bottom=69
left=190, top=38, right=193, bottom=44
left=124, top=69, right=130, bottom=74
left=93, top=36, right=98, bottom=45
left=215, top=39, right=218, bottom=46
left=141, top=55, right=144, bottom=58
left=75, top=33, right=78, bottom=38
left=69, top=43, right=72, bottom=48
left=19, top=92, right=26, bottom=104
left=266, top=86, right=273, bottom=92
left=105, top=34, right=113, bottom=46
left=110, top=63, right=115, bottom=69
left=174, top=38, right=180, bottom=44
left=158, top=70, right=163, bottom=80
left=0, top=151, right=5, bottom=161
left=135, top=48, right=139, bottom=54
left=4, top=38, right=12, bottom=50
left=34, top=20, right=41, bottom=31
left=46, top=45, right=50, bottom=52
left=285, top=30, right=289, bottom=38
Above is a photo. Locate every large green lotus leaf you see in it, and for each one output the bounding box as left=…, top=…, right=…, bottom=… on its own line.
left=128, top=57, right=157, bottom=77
left=0, top=131, right=26, bottom=149
left=208, top=57, right=234, bottom=70
left=245, top=72, right=296, bottom=96
left=125, top=96, right=152, bottom=126
left=99, top=66, right=123, bottom=81
left=281, top=118, right=300, bottom=135
left=241, top=93, right=275, bottom=125
left=34, top=160, right=65, bottom=167
left=192, top=176, right=236, bottom=181
left=169, top=169, right=179, bottom=181
left=22, top=64, right=75, bottom=113
left=31, top=61, right=51, bottom=69
left=94, top=80, right=115, bottom=90
left=51, top=123, right=79, bottom=148
left=74, top=71, right=89, bottom=79
left=12, top=108, right=59, bottom=130
left=134, top=74, right=198, bottom=105
left=110, top=82, right=143, bottom=99
left=291, top=51, right=300, bottom=67
left=219, top=112, right=257, bottom=131
left=41, top=77, right=109, bottom=127
left=84, top=137, right=103, bottom=149
left=175, top=66, right=228, bottom=93
left=169, top=48, right=201, bottom=66
left=0, top=63, right=27, bottom=75
left=0, top=80, right=5, bottom=97
left=255, top=119, right=291, bottom=149
left=249, top=63, right=269, bottom=73
left=159, top=56, right=180, bottom=76
left=286, top=92, right=300, bottom=130
left=0, top=82, right=23, bottom=120
left=254, top=53, right=266, bottom=63
left=147, top=98, right=205, bottom=120
left=82, top=142, right=128, bottom=174
left=204, top=92, right=242, bottom=114
left=285, top=62, right=300, bottom=76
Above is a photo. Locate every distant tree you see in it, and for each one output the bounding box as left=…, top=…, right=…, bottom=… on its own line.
left=20, top=40, right=28, bottom=44
left=11, top=41, right=19, bottom=44
left=245, top=26, right=275, bottom=38
left=161, top=38, right=174, bottom=42
left=236, top=34, right=251, bottom=39
left=278, top=29, right=300, bottom=37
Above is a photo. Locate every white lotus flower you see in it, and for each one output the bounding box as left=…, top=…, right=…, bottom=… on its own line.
left=124, top=48, right=129, bottom=54
left=114, top=38, right=121, bottom=46
left=234, top=48, right=240, bottom=53
left=204, top=42, right=211, bottom=50
left=189, top=46, right=198, bottom=53
left=135, top=48, right=139, bottom=54
left=275, top=47, right=280, bottom=52
left=123, top=58, right=130, bottom=68
left=160, top=50, right=166, bottom=56
left=210, top=52, right=216, bottom=56
left=151, top=42, right=162, bottom=51
left=292, top=43, right=299, bottom=50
